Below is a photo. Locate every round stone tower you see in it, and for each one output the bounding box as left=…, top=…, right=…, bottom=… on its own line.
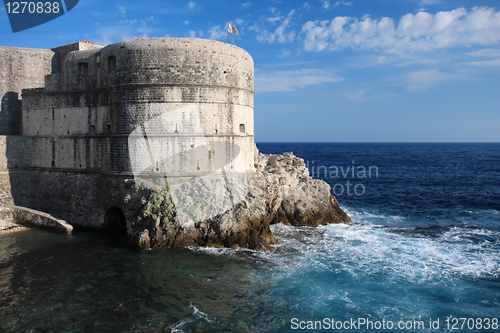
left=66, top=38, right=255, bottom=176
left=16, top=37, right=256, bottom=227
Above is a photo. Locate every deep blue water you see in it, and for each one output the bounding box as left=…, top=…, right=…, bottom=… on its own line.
left=1, top=143, right=499, bottom=332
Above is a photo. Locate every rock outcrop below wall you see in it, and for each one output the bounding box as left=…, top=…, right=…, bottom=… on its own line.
left=126, top=152, right=350, bottom=250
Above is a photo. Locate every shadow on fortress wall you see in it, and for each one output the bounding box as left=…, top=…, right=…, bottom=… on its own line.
left=1, top=92, right=22, bottom=136
left=1, top=92, right=25, bottom=209
left=0, top=94, right=132, bottom=232
left=0, top=46, right=134, bottom=231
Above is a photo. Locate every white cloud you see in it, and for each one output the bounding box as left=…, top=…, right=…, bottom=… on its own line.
left=323, top=1, right=352, bottom=9
left=303, top=2, right=311, bottom=10
left=251, top=10, right=296, bottom=44
left=302, top=6, right=500, bottom=54
left=93, top=15, right=157, bottom=46
left=184, top=20, right=189, bottom=25
left=255, top=69, right=343, bottom=92
left=420, top=0, right=442, bottom=4
left=346, top=89, right=367, bottom=101
left=241, top=2, right=251, bottom=8
left=118, top=5, right=126, bottom=15
left=208, top=25, right=226, bottom=41
left=407, top=69, right=460, bottom=91
left=93, top=24, right=155, bottom=46
left=235, top=18, right=244, bottom=26
left=465, top=49, right=500, bottom=57
left=465, top=58, right=500, bottom=66
left=277, top=50, right=292, bottom=58
left=120, top=19, right=138, bottom=25
left=187, top=30, right=204, bottom=38
left=267, top=15, right=283, bottom=24
left=188, top=2, right=195, bottom=10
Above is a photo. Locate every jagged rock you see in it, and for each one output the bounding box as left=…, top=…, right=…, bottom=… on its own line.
left=126, top=152, right=350, bottom=250
left=256, top=152, right=350, bottom=227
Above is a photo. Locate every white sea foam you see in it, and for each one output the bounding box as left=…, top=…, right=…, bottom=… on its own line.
left=341, top=206, right=407, bottom=226
left=187, top=245, right=258, bottom=258
left=189, top=303, right=212, bottom=322
left=280, top=222, right=499, bottom=281
left=168, top=303, right=213, bottom=333
left=188, top=208, right=500, bottom=282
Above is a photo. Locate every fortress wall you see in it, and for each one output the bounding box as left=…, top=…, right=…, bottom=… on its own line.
left=8, top=169, right=130, bottom=227
left=15, top=136, right=109, bottom=171
left=7, top=38, right=256, bottom=228
left=118, top=101, right=253, bottom=136
left=95, top=38, right=253, bottom=92
left=51, top=41, right=102, bottom=75
left=0, top=46, right=54, bottom=135
left=48, top=38, right=254, bottom=94
left=16, top=135, right=254, bottom=175
left=23, top=106, right=90, bottom=136
left=20, top=38, right=255, bottom=177
left=127, top=135, right=255, bottom=177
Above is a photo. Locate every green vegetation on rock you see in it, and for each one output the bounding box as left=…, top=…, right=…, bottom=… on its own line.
left=131, top=188, right=176, bottom=229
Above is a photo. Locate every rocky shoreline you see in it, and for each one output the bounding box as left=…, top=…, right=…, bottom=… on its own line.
left=126, top=152, right=351, bottom=250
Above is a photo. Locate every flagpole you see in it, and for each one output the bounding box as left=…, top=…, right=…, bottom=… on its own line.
left=227, top=21, right=229, bottom=43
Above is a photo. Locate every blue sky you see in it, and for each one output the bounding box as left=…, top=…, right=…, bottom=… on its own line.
left=1, top=0, right=500, bottom=142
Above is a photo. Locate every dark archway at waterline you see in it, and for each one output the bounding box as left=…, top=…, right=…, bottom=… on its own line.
left=103, top=206, right=127, bottom=240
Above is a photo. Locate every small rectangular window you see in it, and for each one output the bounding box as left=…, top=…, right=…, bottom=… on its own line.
left=107, top=55, right=116, bottom=71
left=239, top=124, right=245, bottom=133
left=78, top=62, right=88, bottom=76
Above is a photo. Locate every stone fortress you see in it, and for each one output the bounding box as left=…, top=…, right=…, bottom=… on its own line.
left=1, top=37, right=349, bottom=248
left=0, top=38, right=256, bottom=231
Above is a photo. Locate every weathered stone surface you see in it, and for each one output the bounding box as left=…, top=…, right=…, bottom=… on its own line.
left=0, top=46, right=54, bottom=136
left=0, top=207, right=27, bottom=235
left=1, top=38, right=257, bottom=230
left=257, top=152, right=350, bottom=227
left=127, top=152, right=350, bottom=250
left=13, top=206, right=73, bottom=234
left=0, top=38, right=350, bottom=246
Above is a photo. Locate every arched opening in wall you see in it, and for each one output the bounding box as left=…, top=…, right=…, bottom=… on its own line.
left=107, top=55, right=116, bottom=71
left=104, top=206, right=127, bottom=240
left=78, top=62, right=88, bottom=76
left=239, top=124, right=246, bottom=133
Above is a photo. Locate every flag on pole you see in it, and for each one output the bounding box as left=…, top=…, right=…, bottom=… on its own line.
left=228, top=22, right=238, bottom=36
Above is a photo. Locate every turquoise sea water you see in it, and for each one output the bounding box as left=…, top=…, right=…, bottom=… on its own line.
left=1, top=143, right=499, bottom=332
